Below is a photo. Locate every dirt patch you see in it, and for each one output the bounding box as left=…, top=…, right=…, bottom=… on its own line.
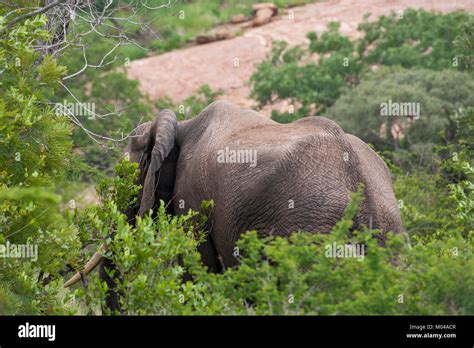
left=127, top=0, right=474, bottom=117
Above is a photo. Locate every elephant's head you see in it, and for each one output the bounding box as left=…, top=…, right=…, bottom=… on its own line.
left=126, top=109, right=180, bottom=217
left=64, top=109, right=179, bottom=288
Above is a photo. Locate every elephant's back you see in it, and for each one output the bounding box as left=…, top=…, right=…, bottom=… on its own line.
left=207, top=123, right=363, bottom=243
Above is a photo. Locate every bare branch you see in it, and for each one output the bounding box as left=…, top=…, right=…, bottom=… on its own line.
left=5, top=0, right=174, bottom=146
left=140, top=0, right=171, bottom=11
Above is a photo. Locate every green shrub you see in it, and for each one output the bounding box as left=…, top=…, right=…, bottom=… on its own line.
left=69, top=159, right=225, bottom=315
left=69, top=159, right=473, bottom=315
left=358, top=10, right=472, bottom=70
left=250, top=9, right=473, bottom=122
left=54, top=65, right=152, bottom=176
left=324, top=68, right=474, bottom=169
left=0, top=14, right=81, bottom=314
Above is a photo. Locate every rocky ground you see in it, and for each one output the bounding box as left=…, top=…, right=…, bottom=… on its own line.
left=127, top=0, right=474, bottom=116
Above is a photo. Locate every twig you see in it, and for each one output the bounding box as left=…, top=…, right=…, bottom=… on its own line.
left=6, top=1, right=62, bottom=28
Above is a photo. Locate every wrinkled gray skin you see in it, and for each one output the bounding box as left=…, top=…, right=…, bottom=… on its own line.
left=123, top=101, right=401, bottom=272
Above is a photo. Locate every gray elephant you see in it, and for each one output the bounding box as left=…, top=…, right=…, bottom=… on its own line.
left=65, top=101, right=401, bottom=292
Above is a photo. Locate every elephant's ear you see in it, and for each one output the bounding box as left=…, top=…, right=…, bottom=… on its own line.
left=138, top=109, right=178, bottom=216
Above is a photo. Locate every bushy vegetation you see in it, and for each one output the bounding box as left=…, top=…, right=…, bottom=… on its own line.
left=250, top=9, right=473, bottom=122
left=0, top=5, right=472, bottom=315
left=0, top=14, right=81, bottom=314
left=325, top=68, right=474, bottom=169
left=67, top=157, right=472, bottom=315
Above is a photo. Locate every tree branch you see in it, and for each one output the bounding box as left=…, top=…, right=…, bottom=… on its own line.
left=6, top=0, right=62, bottom=28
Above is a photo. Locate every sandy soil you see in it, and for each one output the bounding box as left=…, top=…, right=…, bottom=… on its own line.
left=127, top=0, right=474, bottom=116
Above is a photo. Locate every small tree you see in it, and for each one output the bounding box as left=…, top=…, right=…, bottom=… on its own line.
left=324, top=68, right=474, bottom=169
left=0, top=14, right=81, bottom=314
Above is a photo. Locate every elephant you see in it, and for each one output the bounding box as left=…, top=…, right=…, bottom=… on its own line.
left=64, top=101, right=401, bottom=303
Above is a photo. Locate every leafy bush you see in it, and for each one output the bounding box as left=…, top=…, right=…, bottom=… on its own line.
left=55, top=62, right=152, bottom=176
left=69, top=159, right=225, bottom=315
left=454, top=16, right=474, bottom=70
left=324, top=68, right=474, bottom=168
left=250, top=10, right=473, bottom=122
left=357, top=9, right=471, bottom=70
left=250, top=31, right=362, bottom=121
left=69, top=158, right=473, bottom=315
left=0, top=14, right=81, bottom=314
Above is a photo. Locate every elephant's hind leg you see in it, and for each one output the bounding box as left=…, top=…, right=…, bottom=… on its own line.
left=197, top=231, right=223, bottom=273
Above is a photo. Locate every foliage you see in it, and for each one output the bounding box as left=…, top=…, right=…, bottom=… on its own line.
left=56, top=69, right=152, bottom=176
left=454, top=16, right=474, bottom=70
left=324, top=68, right=474, bottom=169
left=357, top=9, right=471, bottom=70
left=70, top=160, right=473, bottom=315
left=0, top=14, right=81, bottom=314
left=250, top=32, right=362, bottom=122
left=250, top=10, right=473, bottom=121
left=69, top=159, right=224, bottom=315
